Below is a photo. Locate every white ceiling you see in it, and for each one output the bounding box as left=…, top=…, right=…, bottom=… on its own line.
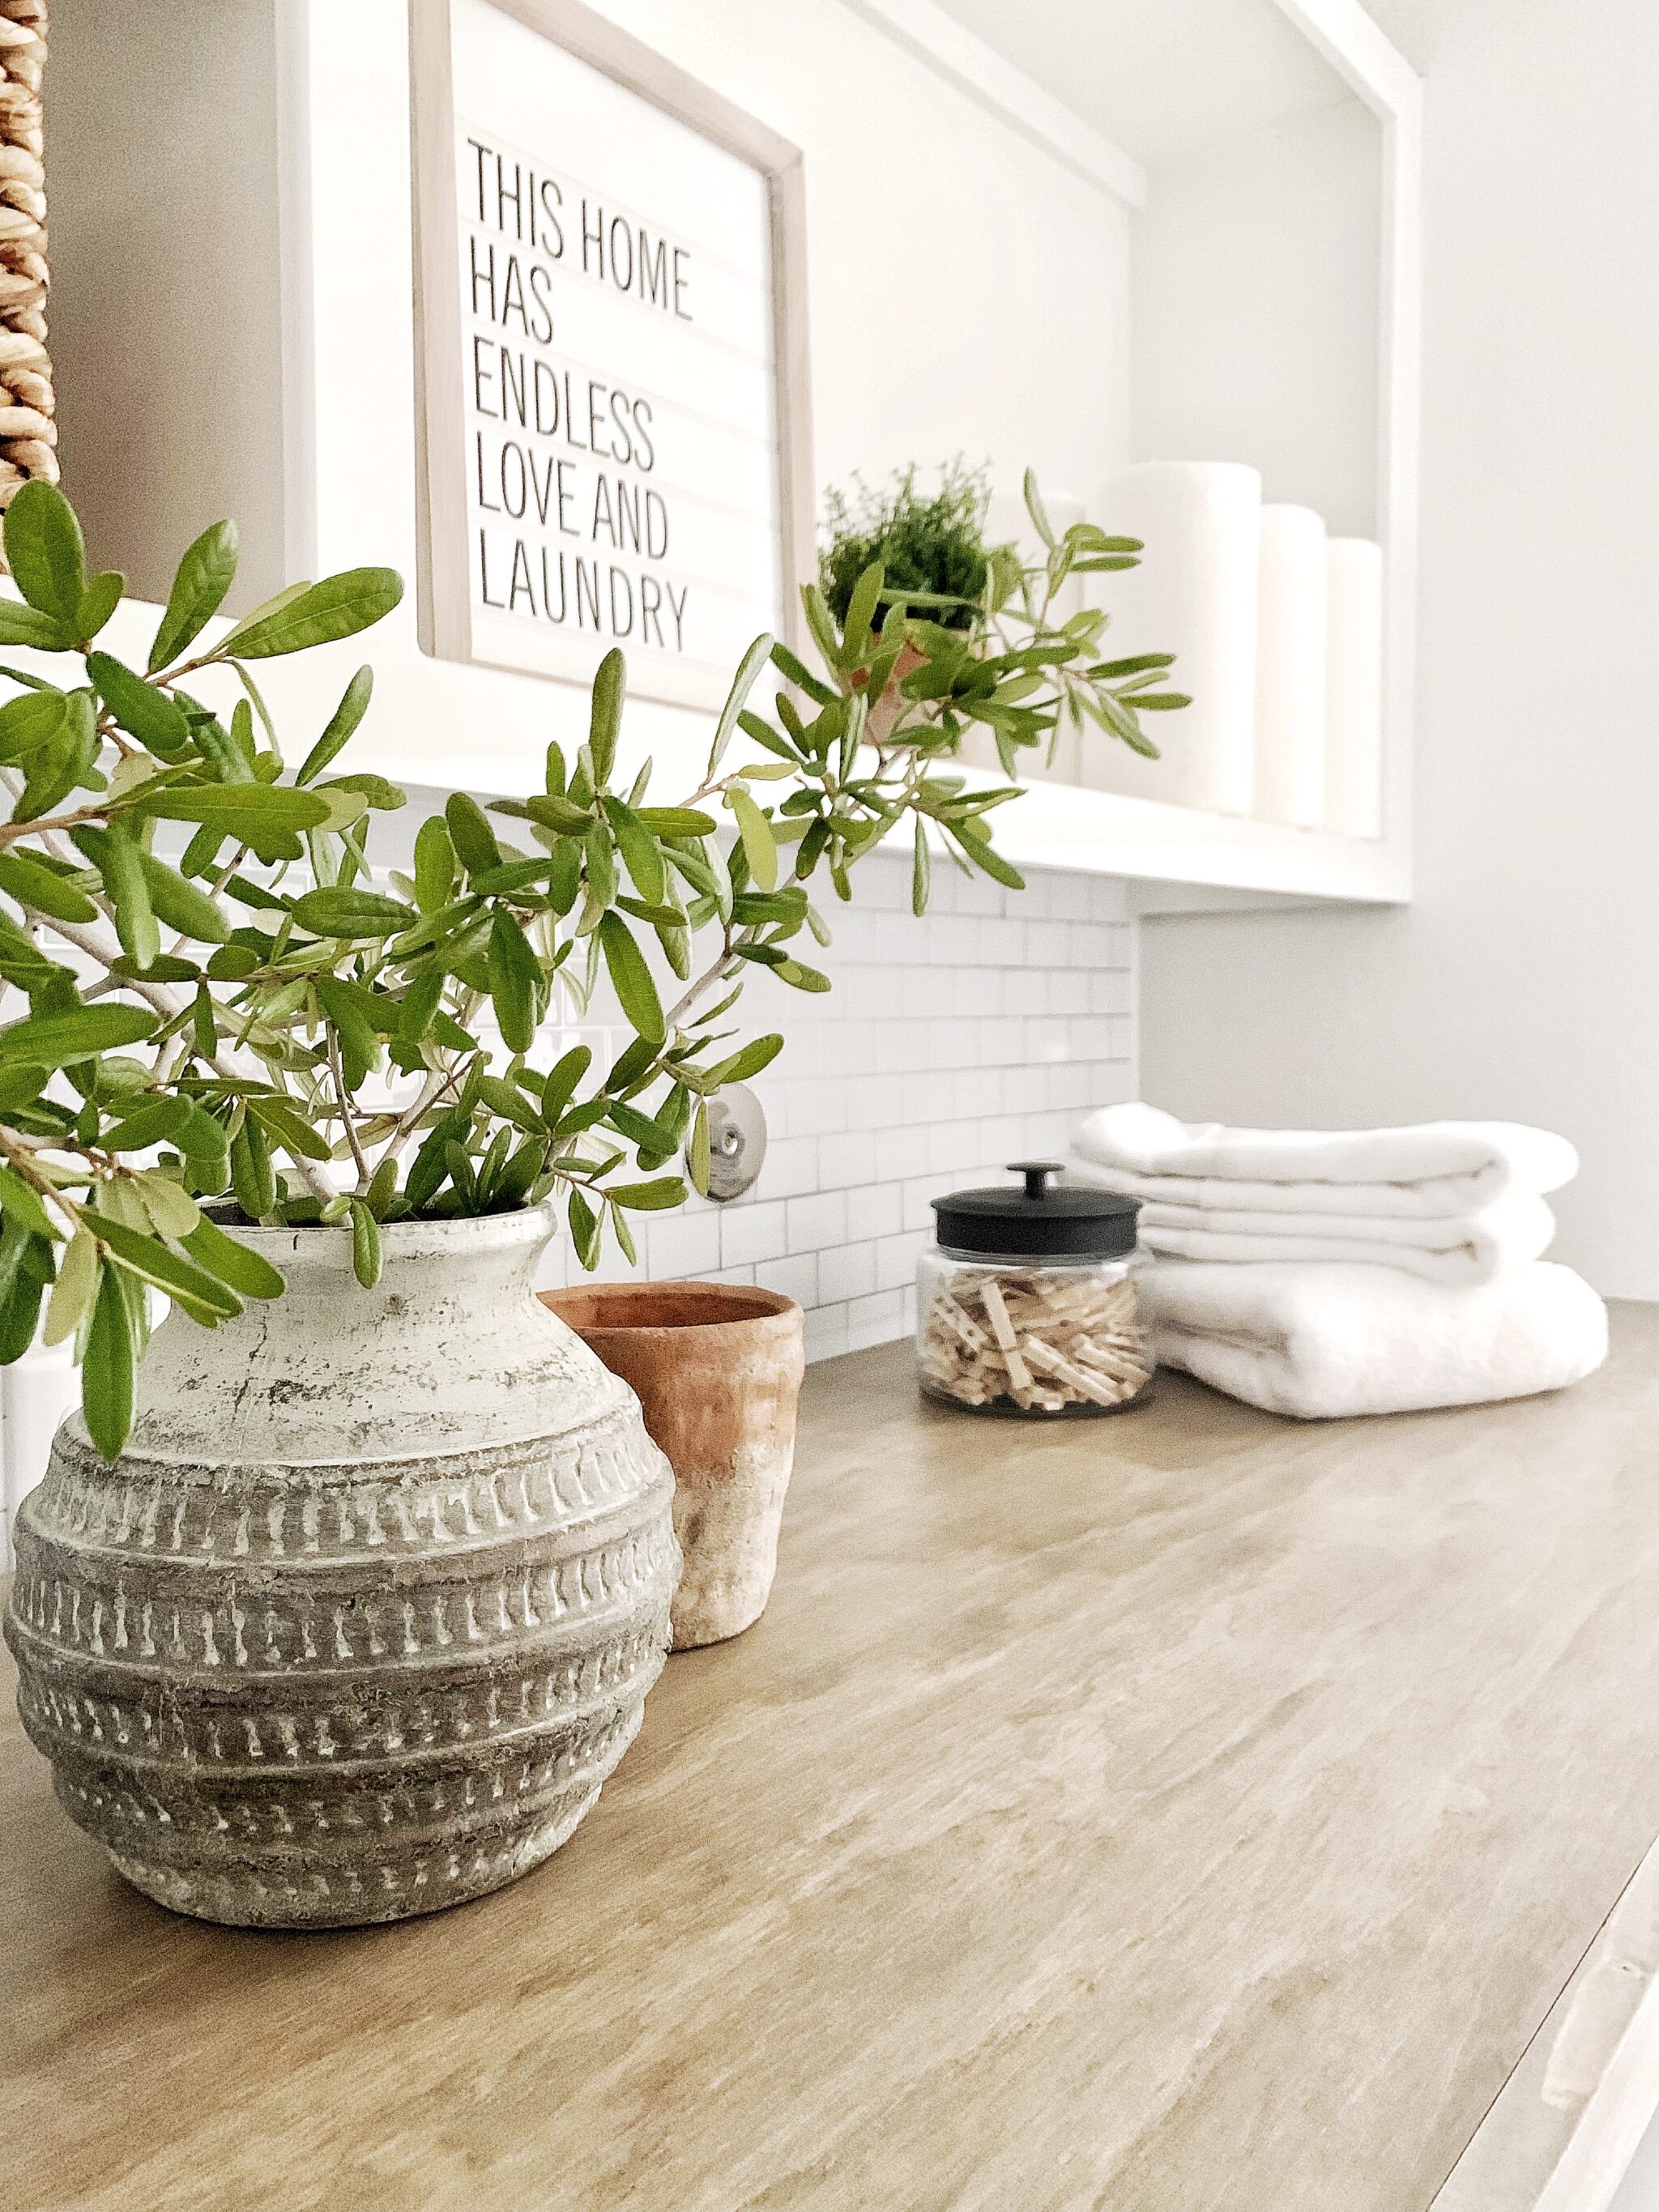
left=928, top=0, right=1361, bottom=167
left=1353, top=0, right=1441, bottom=71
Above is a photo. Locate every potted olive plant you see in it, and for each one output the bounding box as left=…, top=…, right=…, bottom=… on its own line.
left=0, top=471, right=1180, bottom=1927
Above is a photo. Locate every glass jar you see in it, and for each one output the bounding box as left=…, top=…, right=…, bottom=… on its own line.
left=917, top=1161, right=1152, bottom=1417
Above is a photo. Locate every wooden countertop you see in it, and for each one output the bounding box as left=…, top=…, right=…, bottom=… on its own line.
left=8, top=1316, right=1659, bottom=2211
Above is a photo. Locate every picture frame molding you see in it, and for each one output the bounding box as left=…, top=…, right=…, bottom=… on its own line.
left=407, top=0, right=816, bottom=704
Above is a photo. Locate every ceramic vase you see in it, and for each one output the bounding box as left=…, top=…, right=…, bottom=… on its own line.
left=2, top=1205, right=679, bottom=1929
left=540, top=1281, right=804, bottom=1650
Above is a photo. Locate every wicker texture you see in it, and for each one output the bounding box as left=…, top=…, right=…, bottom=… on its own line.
left=0, top=0, right=51, bottom=508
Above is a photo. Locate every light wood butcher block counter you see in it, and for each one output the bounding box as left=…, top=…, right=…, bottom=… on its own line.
left=9, top=1314, right=1659, bottom=2212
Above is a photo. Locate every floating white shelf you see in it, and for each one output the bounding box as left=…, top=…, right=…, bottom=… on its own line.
left=991, top=781, right=1405, bottom=911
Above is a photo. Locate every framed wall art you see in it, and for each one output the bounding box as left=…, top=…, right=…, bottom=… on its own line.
left=409, top=0, right=814, bottom=710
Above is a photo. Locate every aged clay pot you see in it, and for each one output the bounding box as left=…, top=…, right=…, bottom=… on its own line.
left=853, top=640, right=926, bottom=745
left=3, top=1205, right=679, bottom=1929
left=539, top=1282, right=804, bottom=1651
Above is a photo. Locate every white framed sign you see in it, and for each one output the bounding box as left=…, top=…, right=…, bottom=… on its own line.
left=410, top=0, right=814, bottom=710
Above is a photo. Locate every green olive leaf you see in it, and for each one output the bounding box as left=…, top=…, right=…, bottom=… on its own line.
left=148, top=519, right=239, bottom=671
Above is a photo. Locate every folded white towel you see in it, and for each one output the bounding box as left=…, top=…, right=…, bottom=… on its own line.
left=1072, top=1102, right=1578, bottom=1218
left=1114, top=1189, right=1556, bottom=1285
left=1142, top=1259, right=1607, bottom=1420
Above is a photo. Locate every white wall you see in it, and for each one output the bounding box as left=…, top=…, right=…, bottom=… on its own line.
left=1132, top=96, right=1381, bottom=536
left=1142, top=0, right=1659, bottom=1299
left=589, top=0, right=1132, bottom=516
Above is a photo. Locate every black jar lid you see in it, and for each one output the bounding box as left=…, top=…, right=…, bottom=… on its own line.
left=931, top=1161, right=1141, bottom=1260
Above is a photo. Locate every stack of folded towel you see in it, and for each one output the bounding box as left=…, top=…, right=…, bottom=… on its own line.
left=1065, top=1102, right=1608, bottom=1419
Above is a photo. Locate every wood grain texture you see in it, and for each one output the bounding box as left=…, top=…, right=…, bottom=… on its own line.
left=8, top=1313, right=1659, bottom=2210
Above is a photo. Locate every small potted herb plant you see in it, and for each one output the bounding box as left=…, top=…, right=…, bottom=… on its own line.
left=0, top=471, right=1180, bottom=1927
left=817, top=459, right=1189, bottom=802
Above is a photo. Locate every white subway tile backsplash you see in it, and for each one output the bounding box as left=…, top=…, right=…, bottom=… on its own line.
left=1026, top=1017, right=1072, bottom=1065
left=1051, top=874, right=1093, bottom=922
left=900, top=968, right=937, bottom=1021
left=604, top=852, right=1132, bottom=1363
left=2, top=846, right=1138, bottom=1569
left=875, top=1229, right=928, bottom=1290
left=902, top=1173, right=953, bottom=1233
left=902, top=1072, right=945, bottom=1126
left=875, top=1125, right=931, bottom=1183
left=804, top=1305, right=850, bottom=1362
left=953, top=1068, right=1001, bottom=1120
left=778, top=1078, right=847, bottom=1138
left=757, top=1134, right=820, bottom=1200
left=720, top=1200, right=788, bottom=1269
left=1026, top=919, right=1070, bottom=967
left=786, top=1191, right=848, bottom=1255
left=847, top=1183, right=904, bottom=1242
left=1066, top=929, right=1119, bottom=973
left=1003, top=1065, right=1050, bottom=1116
left=847, top=1073, right=906, bottom=1128
left=817, top=1130, right=876, bottom=1189
left=1051, top=1063, right=1091, bottom=1112
left=930, top=1121, right=983, bottom=1174
left=818, top=1241, right=877, bottom=1303
left=835, top=1020, right=877, bottom=1075
left=757, top=1254, right=820, bottom=1308
left=978, top=1016, right=1024, bottom=1066
left=644, top=1211, right=722, bottom=1281
left=847, top=1290, right=906, bottom=1352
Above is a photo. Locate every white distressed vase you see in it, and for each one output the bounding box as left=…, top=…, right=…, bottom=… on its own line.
left=2, top=1204, right=679, bottom=1929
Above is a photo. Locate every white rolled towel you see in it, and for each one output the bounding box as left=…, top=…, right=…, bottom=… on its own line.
left=1129, top=1189, right=1555, bottom=1286
left=1143, top=1259, right=1608, bottom=1420
left=1070, top=1102, right=1578, bottom=1218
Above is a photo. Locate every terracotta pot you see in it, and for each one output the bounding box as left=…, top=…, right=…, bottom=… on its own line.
left=4, top=1206, right=679, bottom=1929
left=539, top=1282, right=804, bottom=1650
left=851, top=640, right=926, bottom=745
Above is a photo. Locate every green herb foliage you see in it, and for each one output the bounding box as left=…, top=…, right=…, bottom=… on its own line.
left=821, top=460, right=991, bottom=634
left=0, top=471, right=1182, bottom=1459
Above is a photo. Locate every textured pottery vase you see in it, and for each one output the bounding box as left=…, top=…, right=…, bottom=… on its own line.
left=3, top=1206, right=679, bottom=1929
left=541, top=1281, right=804, bottom=1651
